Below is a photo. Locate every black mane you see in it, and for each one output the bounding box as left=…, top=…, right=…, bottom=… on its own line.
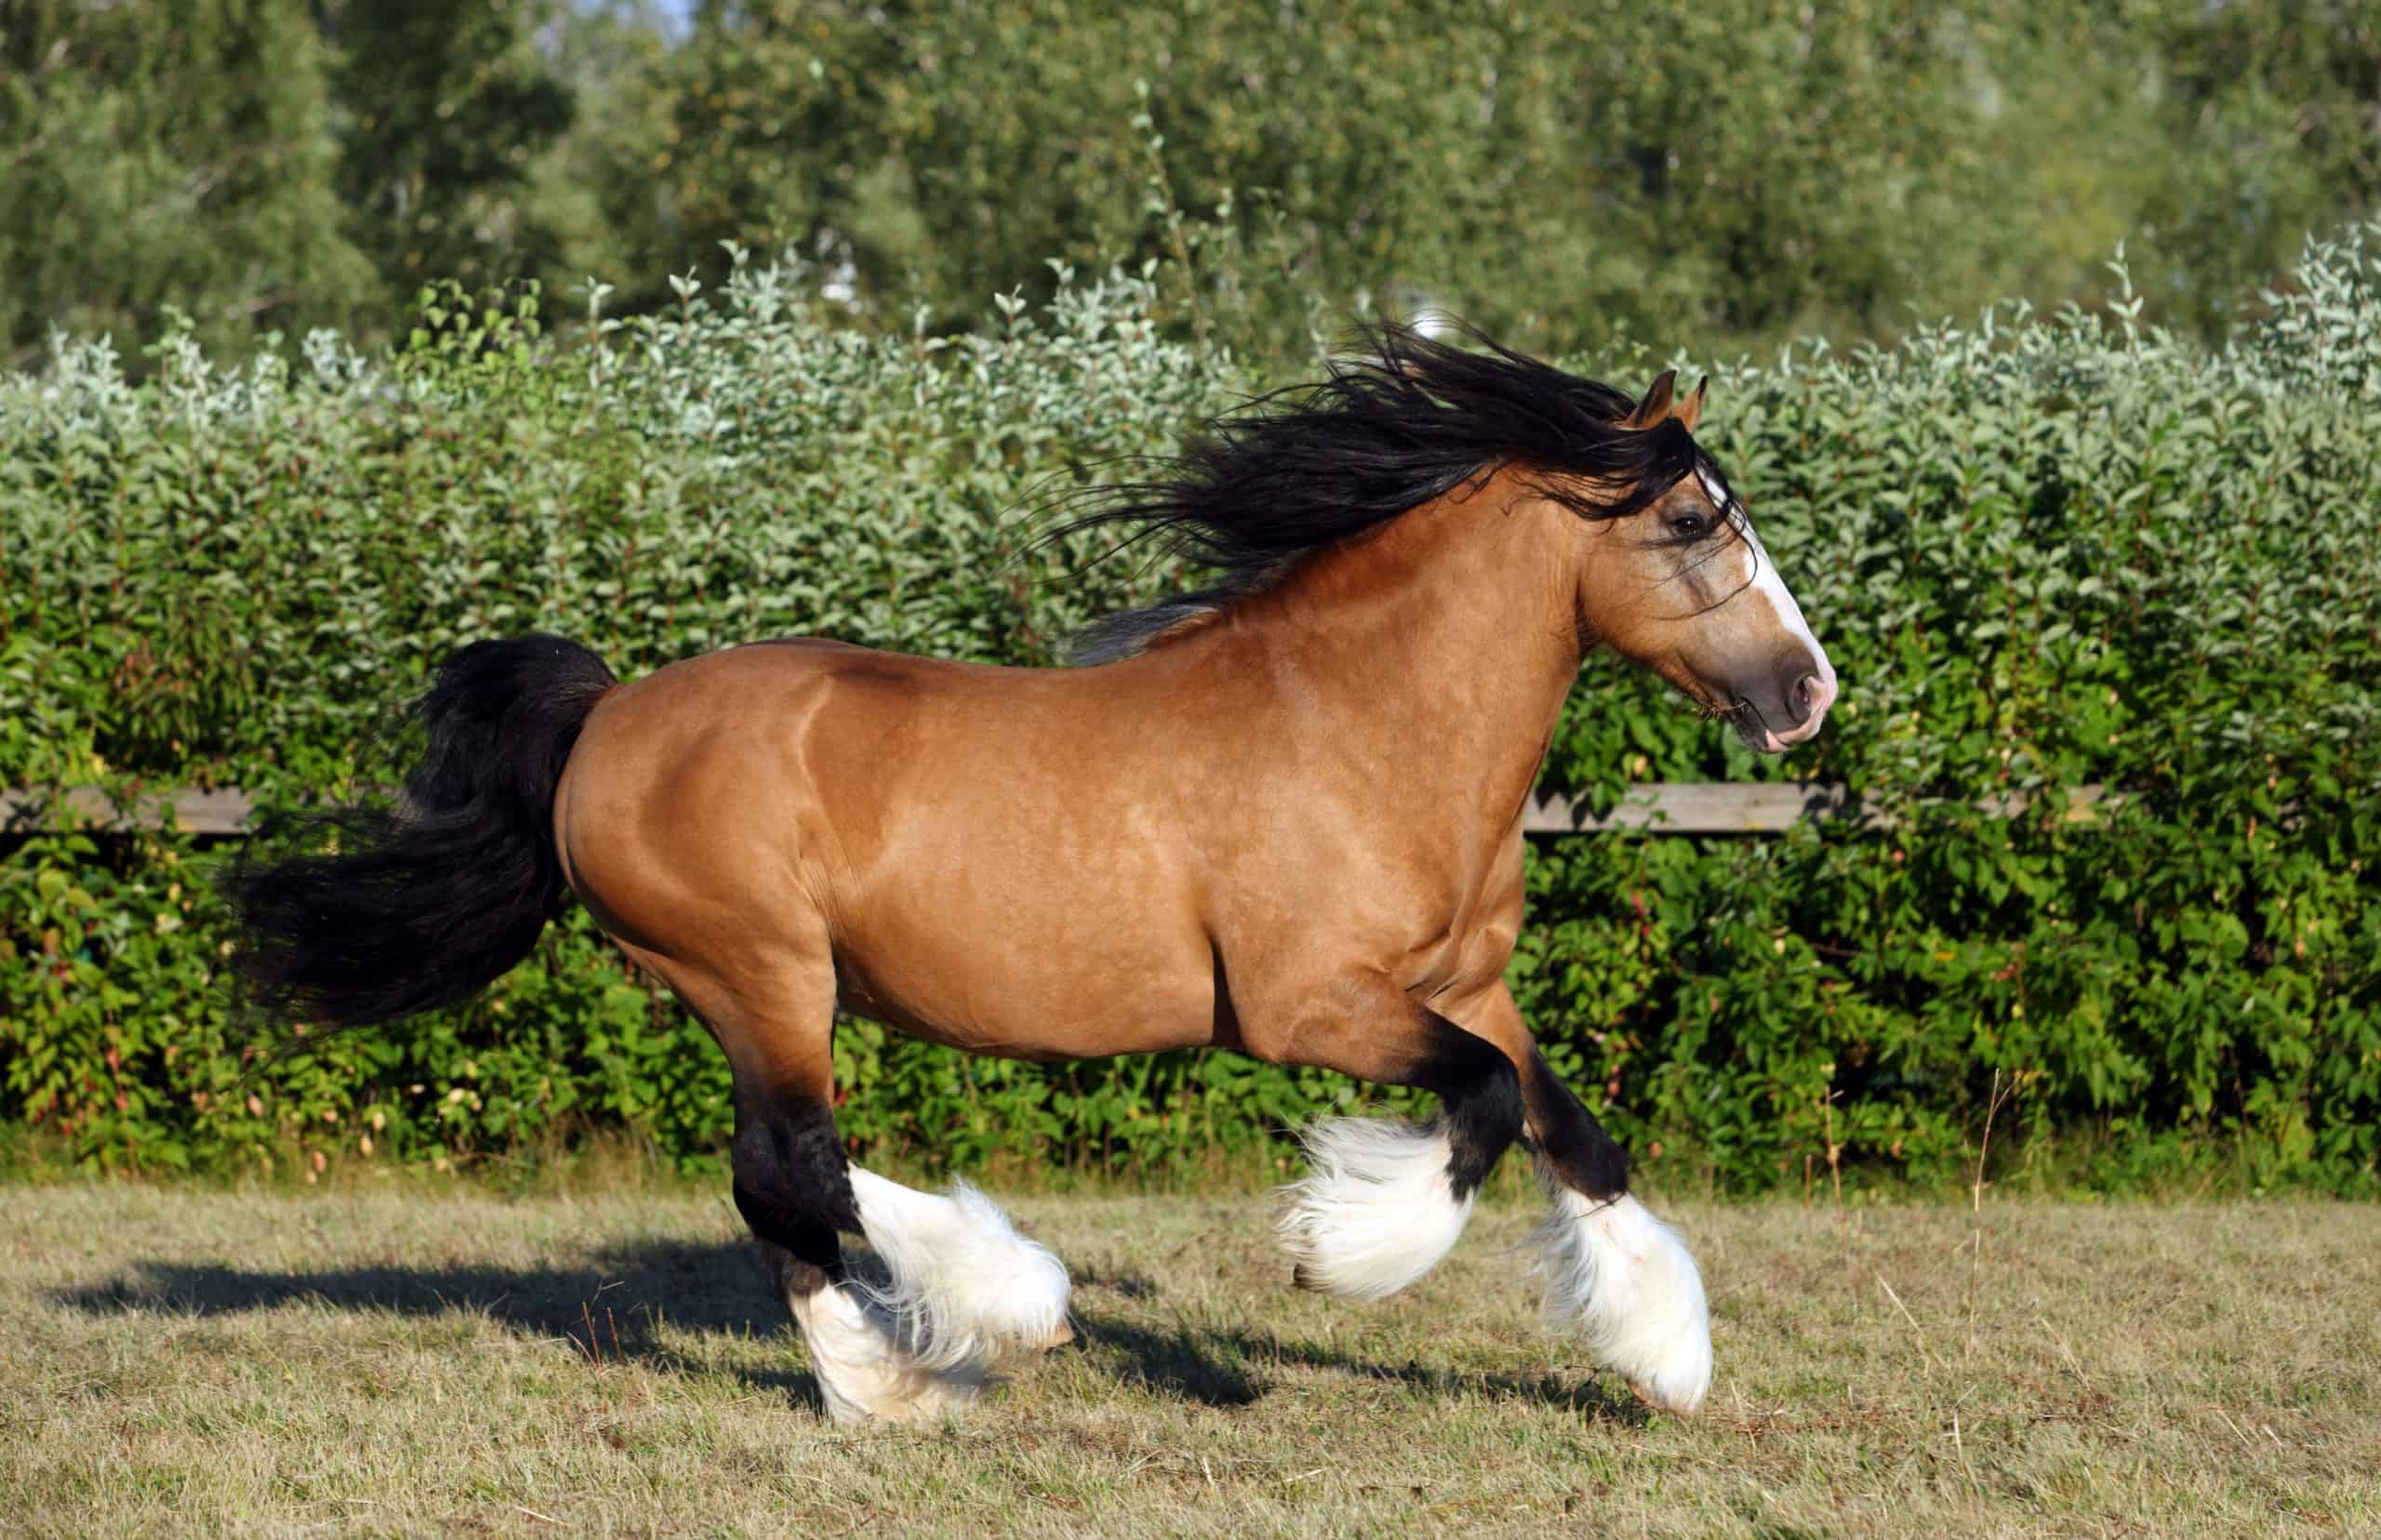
left=1057, top=321, right=1704, bottom=663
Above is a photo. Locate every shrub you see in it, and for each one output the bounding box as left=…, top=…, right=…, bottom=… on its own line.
left=2, top=228, right=2375, bottom=1192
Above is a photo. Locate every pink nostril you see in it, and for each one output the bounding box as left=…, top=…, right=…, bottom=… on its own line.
left=1791, top=672, right=1823, bottom=723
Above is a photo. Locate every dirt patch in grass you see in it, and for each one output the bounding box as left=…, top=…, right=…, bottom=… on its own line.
left=2, top=1184, right=2373, bottom=1536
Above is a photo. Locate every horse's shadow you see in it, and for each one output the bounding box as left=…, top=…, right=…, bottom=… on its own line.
left=1193, top=1330, right=1648, bottom=1424
left=54, top=1235, right=827, bottom=1401
left=53, top=1238, right=1643, bottom=1423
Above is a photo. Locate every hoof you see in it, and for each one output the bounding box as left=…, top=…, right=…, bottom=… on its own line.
left=789, top=1281, right=985, bottom=1425
left=1627, top=1375, right=1706, bottom=1416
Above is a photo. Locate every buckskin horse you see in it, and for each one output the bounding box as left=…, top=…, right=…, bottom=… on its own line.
left=230, top=325, right=1838, bottom=1424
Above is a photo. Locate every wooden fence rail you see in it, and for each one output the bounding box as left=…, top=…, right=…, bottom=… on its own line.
left=1, top=783, right=2116, bottom=838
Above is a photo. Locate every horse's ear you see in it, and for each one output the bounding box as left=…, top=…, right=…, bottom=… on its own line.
left=1623, top=369, right=1677, bottom=430
left=1673, top=375, right=1708, bottom=434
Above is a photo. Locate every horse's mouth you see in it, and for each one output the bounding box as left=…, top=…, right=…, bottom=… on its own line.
left=1723, top=700, right=1789, bottom=755
left=1689, top=691, right=1789, bottom=755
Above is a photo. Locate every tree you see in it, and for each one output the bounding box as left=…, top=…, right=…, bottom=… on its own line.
left=592, top=2, right=2171, bottom=357
left=0, top=0, right=372, bottom=366
left=310, top=0, right=577, bottom=300
left=5, top=0, right=2374, bottom=365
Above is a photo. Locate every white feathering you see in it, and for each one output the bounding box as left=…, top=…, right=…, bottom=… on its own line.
left=1531, top=1170, right=1713, bottom=1414
left=846, top=1168, right=1074, bottom=1374
left=787, top=1280, right=982, bottom=1425
left=1275, top=1117, right=1476, bottom=1301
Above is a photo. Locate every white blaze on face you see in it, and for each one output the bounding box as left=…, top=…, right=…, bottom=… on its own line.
left=1698, top=464, right=1835, bottom=694
left=1740, top=523, right=1830, bottom=679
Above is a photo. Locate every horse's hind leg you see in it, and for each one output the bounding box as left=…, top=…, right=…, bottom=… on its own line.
left=727, top=1074, right=968, bottom=1425
left=644, top=951, right=1071, bottom=1424
left=1456, top=982, right=1710, bottom=1414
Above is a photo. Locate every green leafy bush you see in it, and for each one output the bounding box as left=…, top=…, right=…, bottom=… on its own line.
left=2, top=229, right=2375, bottom=1192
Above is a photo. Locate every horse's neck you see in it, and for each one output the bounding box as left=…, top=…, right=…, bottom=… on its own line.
left=1233, top=480, right=1582, bottom=827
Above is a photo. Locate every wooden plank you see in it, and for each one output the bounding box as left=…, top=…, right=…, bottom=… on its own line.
left=1, top=782, right=2117, bottom=838
left=173, top=788, right=258, bottom=834
left=1523, top=782, right=2116, bottom=834
left=1, top=786, right=257, bottom=835
left=1523, top=782, right=1847, bottom=833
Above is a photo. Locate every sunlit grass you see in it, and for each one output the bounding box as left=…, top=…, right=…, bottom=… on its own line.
left=2, top=1183, right=2373, bottom=1536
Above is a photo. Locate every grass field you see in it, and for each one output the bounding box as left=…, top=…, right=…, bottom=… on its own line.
left=3, top=1180, right=2374, bottom=1537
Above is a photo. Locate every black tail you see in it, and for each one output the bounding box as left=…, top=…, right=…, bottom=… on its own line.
left=227, top=634, right=618, bottom=1028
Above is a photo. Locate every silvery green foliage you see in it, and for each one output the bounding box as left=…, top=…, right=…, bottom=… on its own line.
left=557, top=248, right=1228, bottom=662
left=0, top=253, right=1233, bottom=786
left=2241, top=224, right=2381, bottom=401
left=2, top=324, right=383, bottom=436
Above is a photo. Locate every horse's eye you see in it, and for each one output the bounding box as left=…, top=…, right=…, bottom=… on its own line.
left=1668, top=514, right=1709, bottom=541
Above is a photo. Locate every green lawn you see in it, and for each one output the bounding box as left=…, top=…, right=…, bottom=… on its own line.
left=2, top=1182, right=2373, bottom=1536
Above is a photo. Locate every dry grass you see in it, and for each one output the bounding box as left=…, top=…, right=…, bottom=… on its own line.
left=2, top=1181, right=2373, bottom=1537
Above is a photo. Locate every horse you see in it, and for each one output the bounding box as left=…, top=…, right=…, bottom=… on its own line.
left=228, top=324, right=1838, bottom=1424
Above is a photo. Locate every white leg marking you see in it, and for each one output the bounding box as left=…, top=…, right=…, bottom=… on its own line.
left=847, top=1167, right=1073, bottom=1372
left=1532, top=1166, right=1713, bottom=1414
left=1276, top=1117, right=1476, bottom=1301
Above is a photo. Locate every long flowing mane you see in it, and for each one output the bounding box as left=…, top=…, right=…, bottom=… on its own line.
left=1057, top=322, right=1704, bottom=663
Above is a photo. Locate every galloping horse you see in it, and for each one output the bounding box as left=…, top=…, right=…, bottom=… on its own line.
left=231, top=326, right=1837, bottom=1423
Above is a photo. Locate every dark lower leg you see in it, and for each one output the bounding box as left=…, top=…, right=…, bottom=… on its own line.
left=1517, top=1047, right=1629, bottom=1201
left=1258, top=972, right=1533, bottom=1196
left=729, top=1085, right=859, bottom=1296
left=1394, top=1010, right=1528, bottom=1200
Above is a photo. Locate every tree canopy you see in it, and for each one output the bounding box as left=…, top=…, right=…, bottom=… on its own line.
left=3, top=0, right=2376, bottom=366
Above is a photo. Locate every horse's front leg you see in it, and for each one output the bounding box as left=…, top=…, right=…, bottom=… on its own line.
left=1451, top=981, right=1712, bottom=1414
left=1253, top=969, right=1527, bottom=1303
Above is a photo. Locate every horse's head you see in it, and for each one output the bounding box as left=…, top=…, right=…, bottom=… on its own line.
left=1568, top=372, right=1838, bottom=754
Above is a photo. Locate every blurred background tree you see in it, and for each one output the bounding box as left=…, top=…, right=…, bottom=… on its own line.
left=2, top=0, right=2375, bottom=368
left=0, top=0, right=373, bottom=365
left=311, top=0, right=575, bottom=297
